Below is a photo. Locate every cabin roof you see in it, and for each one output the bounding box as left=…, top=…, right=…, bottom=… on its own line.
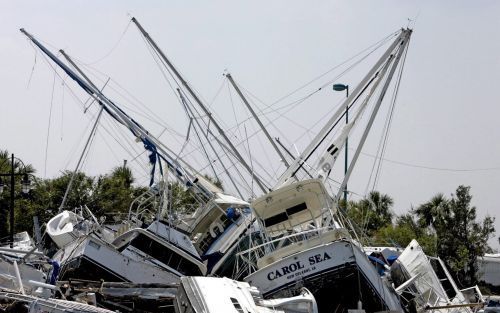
left=251, top=179, right=332, bottom=231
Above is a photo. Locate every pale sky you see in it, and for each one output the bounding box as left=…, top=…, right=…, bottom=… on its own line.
left=1, top=1, right=499, bottom=249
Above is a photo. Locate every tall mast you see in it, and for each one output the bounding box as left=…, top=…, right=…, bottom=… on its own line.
left=275, top=30, right=408, bottom=187
left=20, top=28, right=214, bottom=201
left=131, top=17, right=268, bottom=194
left=275, top=138, right=314, bottom=179
left=177, top=89, right=245, bottom=199
left=334, top=29, right=411, bottom=202
left=225, top=73, right=290, bottom=168
left=58, top=49, right=109, bottom=213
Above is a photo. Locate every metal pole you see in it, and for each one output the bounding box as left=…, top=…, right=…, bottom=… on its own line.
left=335, top=30, right=411, bottom=203
left=275, top=30, right=407, bottom=187
left=344, top=87, right=349, bottom=207
left=131, top=18, right=268, bottom=194
left=226, top=73, right=290, bottom=168
left=9, top=154, right=14, bottom=248
left=21, top=28, right=214, bottom=200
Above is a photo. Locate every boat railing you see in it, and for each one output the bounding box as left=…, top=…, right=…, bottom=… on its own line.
left=396, top=271, right=477, bottom=311
left=236, top=226, right=349, bottom=269
left=127, top=189, right=160, bottom=223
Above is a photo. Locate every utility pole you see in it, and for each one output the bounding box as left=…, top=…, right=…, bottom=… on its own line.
left=9, top=154, right=14, bottom=248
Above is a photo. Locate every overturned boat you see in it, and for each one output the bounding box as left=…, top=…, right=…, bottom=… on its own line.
left=174, top=276, right=317, bottom=313
left=391, top=239, right=484, bottom=313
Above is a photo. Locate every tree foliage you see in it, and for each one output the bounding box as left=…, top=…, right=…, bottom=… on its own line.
left=346, top=186, right=495, bottom=287
left=347, top=191, right=394, bottom=236
left=414, top=186, right=495, bottom=286
left=0, top=149, right=143, bottom=241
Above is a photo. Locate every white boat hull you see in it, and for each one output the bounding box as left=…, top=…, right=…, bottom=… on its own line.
left=244, top=239, right=402, bottom=312
left=53, top=236, right=178, bottom=284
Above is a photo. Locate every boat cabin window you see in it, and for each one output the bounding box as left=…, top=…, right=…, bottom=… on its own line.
left=198, top=212, right=235, bottom=253
left=263, top=202, right=308, bottom=227
left=230, top=297, right=244, bottom=313
left=130, top=233, right=203, bottom=276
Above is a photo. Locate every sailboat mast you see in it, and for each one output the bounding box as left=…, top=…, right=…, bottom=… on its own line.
left=226, top=73, right=290, bottom=168
left=131, top=17, right=268, bottom=194
left=177, top=89, right=245, bottom=199
left=20, top=28, right=213, bottom=200
left=59, top=106, right=104, bottom=212
left=57, top=48, right=110, bottom=213
left=275, top=138, right=314, bottom=179
left=334, top=29, right=412, bottom=202
left=275, top=30, right=408, bottom=187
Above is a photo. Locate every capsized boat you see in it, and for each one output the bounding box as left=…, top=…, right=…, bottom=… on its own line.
left=391, top=239, right=484, bottom=313
left=46, top=209, right=95, bottom=249
left=58, top=279, right=177, bottom=313
left=48, top=190, right=206, bottom=283
left=0, top=232, right=55, bottom=297
left=112, top=219, right=207, bottom=277
left=174, top=276, right=317, bottom=313
left=51, top=234, right=180, bottom=284
left=181, top=190, right=255, bottom=276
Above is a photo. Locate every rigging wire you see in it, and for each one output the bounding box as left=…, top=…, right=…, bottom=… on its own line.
left=372, top=37, right=410, bottom=191
left=210, top=41, right=391, bottom=163
left=32, top=42, right=153, bottom=181
left=26, top=45, right=38, bottom=88
left=62, top=109, right=98, bottom=170
left=266, top=29, right=401, bottom=109
left=60, top=76, right=66, bottom=141
left=78, top=19, right=132, bottom=65
left=132, top=27, right=280, bottom=189
left=360, top=151, right=500, bottom=173
left=44, top=68, right=57, bottom=177
left=227, top=78, right=245, bottom=145
left=73, top=56, right=188, bottom=138
left=244, top=125, right=255, bottom=195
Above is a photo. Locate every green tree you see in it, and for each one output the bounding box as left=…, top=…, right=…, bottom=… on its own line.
left=373, top=213, right=437, bottom=255
left=413, top=193, right=447, bottom=230
left=347, top=191, right=394, bottom=236
left=414, top=186, right=495, bottom=286
left=92, top=165, right=138, bottom=218
left=12, top=171, right=96, bottom=235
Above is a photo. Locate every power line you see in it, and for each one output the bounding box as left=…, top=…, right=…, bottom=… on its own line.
left=360, top=151, right=500, bottom=173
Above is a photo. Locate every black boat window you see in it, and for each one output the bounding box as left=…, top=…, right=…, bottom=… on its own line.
left=130, top=233, right=202, bottom=276
left=286, top=202, right=307, bottom=215
left=263, top=202, right=308, bottom=227
left=230, top=297, right=244, bottom=313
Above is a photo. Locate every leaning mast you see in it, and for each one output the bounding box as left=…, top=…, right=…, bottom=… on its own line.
left=131, top=17, right=268, bottom=194
left=275, top=29, right=410, bottom=187
left=20, top=28, right=214, bottom=201
left=226, top=73, right=290, bottom=168
left=333, top=29, right=411, bottom=202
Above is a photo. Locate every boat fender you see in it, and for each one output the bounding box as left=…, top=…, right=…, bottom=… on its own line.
left=209, top=221, right=224, bottom=238
left=48, top=259, right=60, bottom=285
left=225, top=207, right=240, bottom=221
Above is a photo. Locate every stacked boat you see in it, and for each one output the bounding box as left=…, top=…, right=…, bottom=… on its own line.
left=0, top=19, right=490, bottom=313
